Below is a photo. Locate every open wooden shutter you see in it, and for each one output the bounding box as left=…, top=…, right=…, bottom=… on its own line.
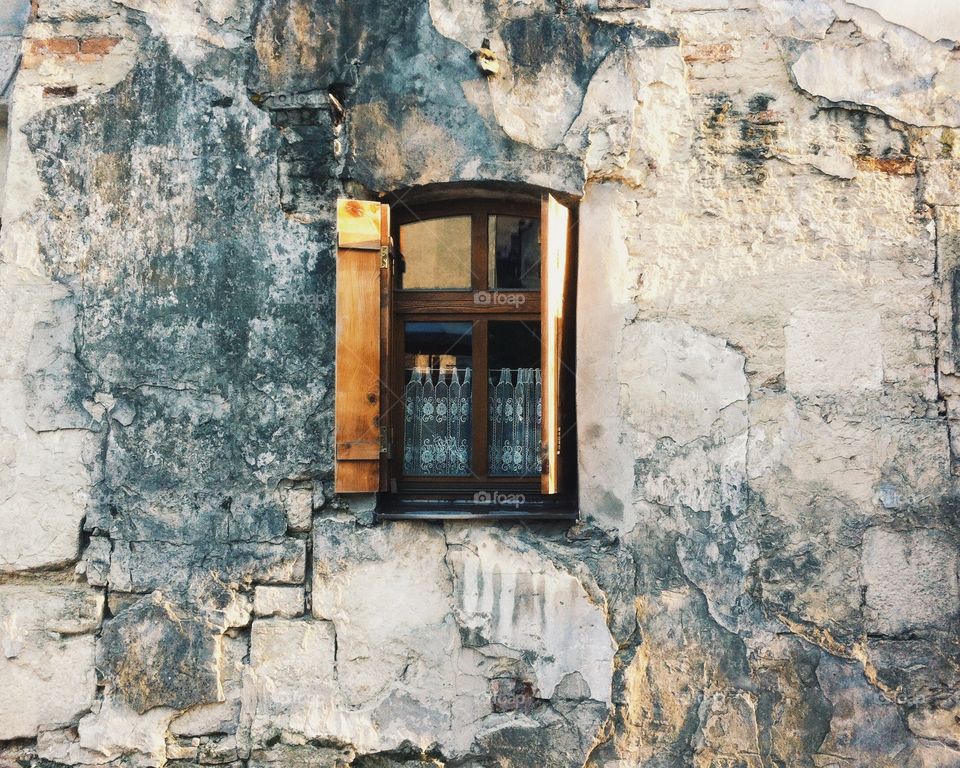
left=335, top=198, right=391, bottom=493
left=541, top=194, right=572, bottom=494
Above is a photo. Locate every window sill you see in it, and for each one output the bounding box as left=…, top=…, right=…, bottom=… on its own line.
left=376, top=496, right=578, bottom=522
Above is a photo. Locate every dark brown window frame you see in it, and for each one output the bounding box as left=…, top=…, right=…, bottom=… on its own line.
left=378, top=195, right=578, bottom=522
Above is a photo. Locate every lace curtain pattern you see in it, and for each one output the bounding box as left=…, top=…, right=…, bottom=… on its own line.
left=489, top=367, right=542, bottom=476
left=403, top=366, right=542, bottom=477
left=403, top=367, right=472, bottom=476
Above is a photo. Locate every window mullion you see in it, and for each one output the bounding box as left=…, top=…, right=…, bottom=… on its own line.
left=472, top=317, right=489, bottom=480
left=472, top=211, right=487, bottom=292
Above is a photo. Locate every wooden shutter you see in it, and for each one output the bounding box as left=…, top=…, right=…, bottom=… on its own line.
left=541, top=193, right=572, bottom=494
left=335, top=199, right=391, bottom=493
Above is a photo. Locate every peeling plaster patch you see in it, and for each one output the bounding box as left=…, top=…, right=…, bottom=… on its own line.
left=0, top=285, right=93, bottom=570
left=692, top=691, right=763, bottom=768
left=847, top=0, right=960, bottom=44
left=428, top=0, right=673, bottom=152
left=448, top=527, right=616, bottom=704
left=760, top=0, right=836, bottom=40
left=114, top=0, right=248, bottom=58
left=815, top=653, right=932, bottom=764
left=296, top=519, right=614, bottom=760
left=792, top=9, right=960, bottom=127
left=564, top=42, right=690, bottom=179
left=620, top=319, right=749, bottom=448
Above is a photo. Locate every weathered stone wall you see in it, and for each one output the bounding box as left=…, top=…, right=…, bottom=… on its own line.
left=1, top=0, right=959, bottom=766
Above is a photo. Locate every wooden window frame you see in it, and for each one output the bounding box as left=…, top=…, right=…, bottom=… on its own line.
left=335, top=191, right=578, bottom=522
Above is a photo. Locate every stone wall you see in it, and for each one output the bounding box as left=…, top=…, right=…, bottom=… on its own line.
left=1, top=0, right=959, bottom=766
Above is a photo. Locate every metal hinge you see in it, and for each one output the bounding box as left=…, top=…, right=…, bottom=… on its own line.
left=380, top=426, right=391, bottom=456
left=380, top=245, right=390, bottom=269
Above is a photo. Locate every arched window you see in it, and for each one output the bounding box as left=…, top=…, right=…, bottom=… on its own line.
left=335, top=186, right=577, bottom=520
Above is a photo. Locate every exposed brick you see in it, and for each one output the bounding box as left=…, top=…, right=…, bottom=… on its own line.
left=80, top=37, right=121, bottom=55
left=683, top=42, right=737, bottom=64
left=29, top=37, right=79, bottom=55
left=856, top=155, right=917, bottom=175
left=746, top=109, right=782, bottom=125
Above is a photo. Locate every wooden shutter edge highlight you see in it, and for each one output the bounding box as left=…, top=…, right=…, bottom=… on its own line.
left=541, top=193, right=570, bottom=495
left=335, top=199, right=389, bottom=493
left=379, top=202, right=393, bottom=494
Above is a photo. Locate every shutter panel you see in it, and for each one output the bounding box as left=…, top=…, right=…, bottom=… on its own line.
left=335, top=199, right=391, bottom=493
left=541, top=193, right=572, bottom=495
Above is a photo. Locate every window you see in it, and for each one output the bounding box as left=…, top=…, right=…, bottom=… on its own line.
left=334, top=188, right=577, bottom=519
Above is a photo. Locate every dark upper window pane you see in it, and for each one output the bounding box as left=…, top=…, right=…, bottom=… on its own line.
left=488, top=215, right=540, bottom=290
left=399, top=216, right=472, bottom=289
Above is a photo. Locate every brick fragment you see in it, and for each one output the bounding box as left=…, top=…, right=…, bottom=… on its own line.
left=80, top=37, right=121, bottom=55
left=855, top=155, right=917, bottom=175
left=683, top=42, right=737, bottom=64
left=29, top=37, right=79, bottom=55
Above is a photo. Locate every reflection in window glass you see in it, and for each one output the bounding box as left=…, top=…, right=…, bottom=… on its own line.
left=488, top=216, right=540, bottom=290
left=488, top=321, right=541, bottom=476
left=399, top=216, right=472, bottom=289
left=403, top=322, right=472, bottom=476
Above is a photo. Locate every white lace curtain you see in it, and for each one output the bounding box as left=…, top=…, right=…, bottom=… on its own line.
left=488, top=367, right=542, bottom=476
left=402, top=367, right=542, bottom=477
left=403, top=367, right=472, bottom=476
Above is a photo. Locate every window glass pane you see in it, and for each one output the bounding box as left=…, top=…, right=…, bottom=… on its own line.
left=488, top=215, right=540, bottom=290
left=403, top=322, right=473, bottom=476
left=399, top=216, right=472, bottom=289
left=488, top=321, right=542, bottom=477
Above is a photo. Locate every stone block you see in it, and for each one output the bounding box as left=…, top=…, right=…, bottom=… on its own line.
left=785, top=309, right=883, bottom=396
left=243, top=618, right=338, bottom=743
left=922, top=160, right=960, bottom=205
left=253, top=585, right=304, bottom=618
left=285, top=486, right=313, bottom=532
left=81, top=536, right=112, bottom=587
left=108, top=538, right=307, bottom=592
left=97, top=591, right=221, bottom=713
left=170, top=633, right=246, bottom=736
left=77, top=695, right=175, bottom=767
left=248, top=743, right=355, bottom=767
left=0, top=386, right=91, bottom=571
left=862, top=527, right=960, bottom=635
left=36, top=724, right=112, bottom=765
left=0, top=585, right=102, bottom=739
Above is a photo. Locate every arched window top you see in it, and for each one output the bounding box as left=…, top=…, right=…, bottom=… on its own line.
left=382, top=180, right=578, bottom=211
